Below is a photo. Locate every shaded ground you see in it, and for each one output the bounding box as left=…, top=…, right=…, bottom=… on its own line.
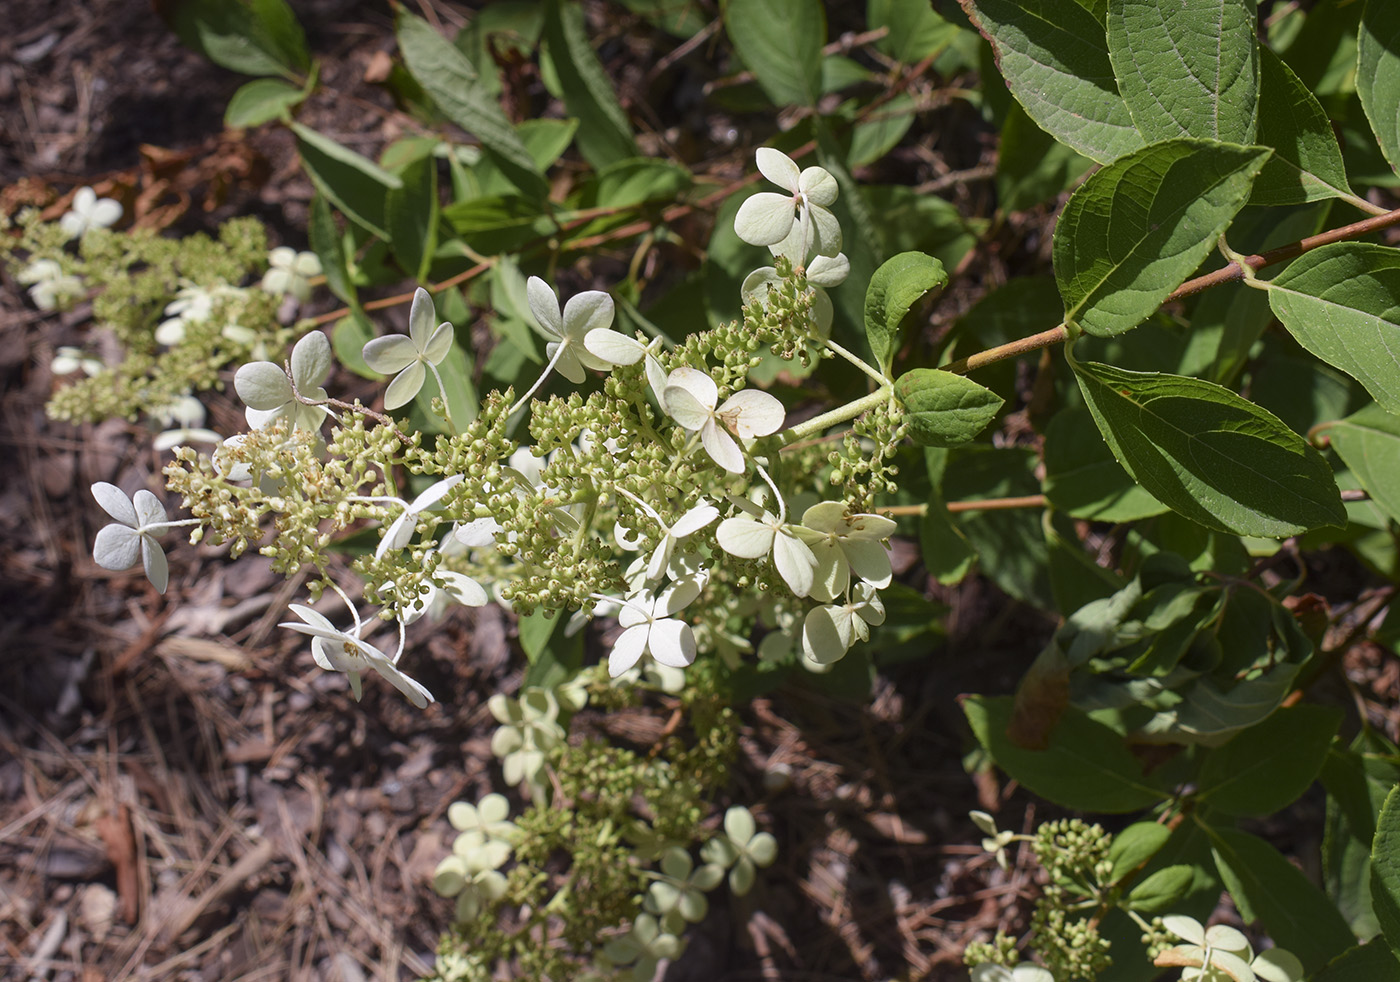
left=4, top=2, right=1397, bottom=981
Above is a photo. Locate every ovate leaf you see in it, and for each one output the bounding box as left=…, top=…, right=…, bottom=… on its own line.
left=385, top=154, right=439, bottom=282
left=1210, top=826, right=1357, bottom=974
left=895, top=369, right=1003, bottom=447
left=1359, top=1, right=1400, bottom=177
left=961, top=0, right=1145, bottom=164
left=1266, top=243, right=1400, bottom=414
left=726, top=0, right=826, bottom=107
left=1251, top=47, right=1355, bottom=205
left=1070, top=357, right=1346, bottom=537
left=865, top=252, right=947, bottom=373
left=291, top=123, right=402, bottom=239
left=308, top=194, right=353, bottom=305
left=1055, top=139, right=1270, bottom=337
left=1196, top=704, right=1342, bottom=816
left=1107, top=0, right=1259, bottom=143
left=224, top=77, right=305, bottom=127
left=964, top=695, right=1167, bottom=812
left=1375, top=785, right=1400, bottom=957
left=1126, top=865, right=1195, bottom=914
left=1328, top=404, right=1400, bottom=525
left=396, top=11, right=547, bottom=200
left=168, top=0, right=309, bottom=77
left=542, top=0, right=638, bottom=169
left=867, top=0, right=958, bottom=64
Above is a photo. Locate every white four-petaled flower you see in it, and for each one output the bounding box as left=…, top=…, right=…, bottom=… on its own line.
left=715, top=496, right=817, bottom=597
left=800, top=582, right=887, bottom=667
left=362, top=288, right=456, bottom=410
left=609, top=580, right=703, bottom=677
left=278, top=604, right=434, bottom=708
left=617, top=488, right=720, bottom=582
left=794, top=501, right=897, bottom=602
left=733, top=148, right=841, bottom=259
left=234, top=330, right=333, bottom=431
left=18, top=259, right=84, bottom=311
left=60, top=187, right=122, bottom=239
left=91, top=482, right=172, bottom=593
left=260, top=247, right=321, bottom=303
left=526, top=276, right=613, bottom=384
left=662, top=368, right=784, bottom=474
left=377, top=474, right=465, bottom=560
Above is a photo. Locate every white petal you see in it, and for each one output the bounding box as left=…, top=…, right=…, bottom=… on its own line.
left=807, top=252, right=849, bottom=287
left=562, top=290, right=615, bottom=338
left=843, top=538, right=893, bottom=587
left=59, top=213, right=86, bottom=239
left=806, top=540, right=849, bottom=603
left=716, top=516, right=774, bottom=559
left=741, top=267, right=780, bottom=306
left=372, top=660, right=434, bottom=708
left=700, top=421, right=746, bottom=473
left=646, top=538, right=674, bottom=583
left=423, top=322, right=454, bottom=365
left=767, top=221, right=809, bottom=263
left=671, top=504, right=719, bottom=538
left=648, top=619, right=696, bottom=668
left=94, top=524, right=141, bottom=571
left=801, top=501, right=848, bottom=533
left=734, top=193, right=798, bottom=247
left=609, top=625, right=650, bottom=677
left=377, top=512, right=415, bottom=559
left=847, top=512, right=898, bottom=539
left=1163, top=916, right=1206, bottom=946
left=132, top=490, right=168, bottom=529
left=547, top=340, right=587, bottom=384
left=234, top=362, right=292, bottom=411
left=408, top=288, right=436, bottom=349
left=141, top=536, right=169, bottom=594
left=362, top=335, right=419, bottom=374
left=292, top=251, right=322, bottom=277
left=660, top=577, right=703, bottom=616
left=584, top=328, right=644, bottom=365
left=438, top=571, right=488, bottom=607
left=801, top=606, right=850, bottom=665
left=526, top=276, right=563, bottom=338
left=721, top=389, right=785, bottom=439
left=245, top=406, right=284, bottom=430
left=269, top=246, right=297, bottom=269
left=154, top=319, right=187, bottom=346
left=1203, top=925, right=1249, bottom=951
left=411, top=474, right=464, bottom=511
left=756, top=147, right=800, bottom=191
left=290, top=331, right=333, bottom=389
left=773, top=530, right=816, bottom=597
left=644, top=354, right=668, bottom=397
left=664, top=383, right=713, bottom=431
left=73, top=187, right=97, bottom=212
left=92, top=482, right=137, bottom=526
left=809, top=205, right=843, bottom=257
left=89, top=198, right=123, bottom=228
left=798, top=166, right=838, bottom=207
left=383, top=361, right=426, bottom=410
left=455, top=517, right=501, bottom=549
left=664, top=367, right=718, bottom=411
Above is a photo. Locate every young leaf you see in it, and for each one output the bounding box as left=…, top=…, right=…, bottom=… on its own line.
left=1055, top=139, right=1270, bottom=338
left=542, top=0, right=638, bottom=169
left=866, top=252, right=947, bottom=373
left=385, top=154, right=439, bottom=282
left=895, top=369, right=1003, bottom=448
left=395, top=11, right=547, bottom=200
left=1251, top=47, right=1355, bottom=206
left=961, top=0, right=1145, bottom=164
left=1196, top=705, right=1343, bottom=816
left=224, top=77, right=305, bottom=128
left=1107, top=0, right=1259, bottom=144
left=1359, top=1, right=1400, bottom=178
left=1210, top=826, right=1356, bottom=972
left=1375, top=785, right=1400, bottom=958
left=1108, top=821, right=1172, bottom=881
left=1070, top=357, right=1346, bottom=537
left=291, top=123, right=402, bottom=239
left=1328, top=404, right=1400, bottom=525
left=725, top=0, right=826, bottom=107
left=1266, top=243, right=1400, bottom=414
left=963, top=695, right=1167, bottom=812
left=168, top=0, right=309, bottom=78
left=1126, top=864, right=1195, bottom=913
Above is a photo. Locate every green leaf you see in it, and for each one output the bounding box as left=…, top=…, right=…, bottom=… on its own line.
left=332, top=310, right=377, bottom=380
left=1359, top=1, right=1400, bottom=178
left=396, top=11, right=548, bottom=200
left=895, top=369, right=1003, bottom=448
left=1108, top=821, right=1172, bottom=881
left=995, top=100, right=1095, bottom=213
left=960, top=0, right=1145, bottom=164
left=291, top=122, right=402, bottom=239
left=1126, top=864, right=1195, bottom=913
left=1043, top=407, right=1167, bottom=522
left=1196, top=705, right=1343, bottom=816
left=167, top=0, right=309, bottom=77
left=963, top=695, right=1167, bottom=812
left=542, top=0, right=638, bottom=169
left=1266, top=243, right=1400, bottom=414
left=725, top=0, right=826, bottom=107
left=1310, top=940, right=1400, bottom=982
left=440, top=196, right=552, bottom=254
left=385, top=154, right=439, bottom=282
left=945, top=448, right=1053, bottom=608
left=866, top=252, right=947, bottom=373
left=224, top=77, right=304, bottom=127
left=1107, top=0, right=1259, bottom=143
left=308, top=194, right=353, bottom=305
left=1070, top=357, right=1345, bottom=537
left=1251, top=47, right=1355, bottom=205
left=867, top=0, right=958, bottom=64
left=1375, top=785, right=1400, bottom=958
left=590, top=158, right=693, bottom=209
left=1055, top=139, right=1270, bottom=338
left=1329, top=404, right=1400, bottom=525
left=1209, top=825, right=1357, bottom=973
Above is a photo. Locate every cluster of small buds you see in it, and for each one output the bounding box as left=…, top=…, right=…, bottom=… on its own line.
left=963, top=931, right=1023, bottom=971
left=1030, top=901, right=1113, bottom=980
left=1032, top=818, right=1113, bottom=886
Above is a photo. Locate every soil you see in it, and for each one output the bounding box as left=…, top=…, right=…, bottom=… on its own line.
left=2, top=2, right=1394, bottom=981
